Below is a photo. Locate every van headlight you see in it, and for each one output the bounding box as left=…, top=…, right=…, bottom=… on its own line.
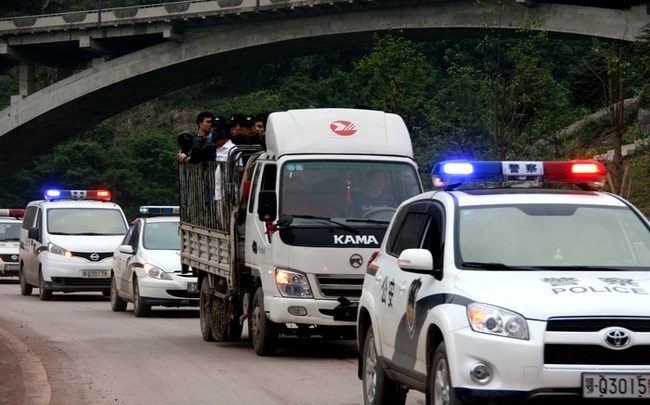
left=275, top=269, right=312, bottom=298
left=48, top=242, right=73, bottom=258
left=467, top=303, right=528, bottom=340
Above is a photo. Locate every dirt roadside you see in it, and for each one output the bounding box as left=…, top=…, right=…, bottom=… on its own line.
left=0, top=315, right=86, bottom=405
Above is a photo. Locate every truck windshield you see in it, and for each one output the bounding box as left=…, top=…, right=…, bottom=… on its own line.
left=47, top=208, right=127, bottom=235
left=280, top=160, right=421, bottom=222
left=458, top=204, right=650, bottom=269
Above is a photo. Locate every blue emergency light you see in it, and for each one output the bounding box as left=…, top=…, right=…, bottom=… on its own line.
left=44, top=189, right=112, bottom=201
left=432, top=160, right=607, bottom=190
left=139, top=206, right=180, bottom=216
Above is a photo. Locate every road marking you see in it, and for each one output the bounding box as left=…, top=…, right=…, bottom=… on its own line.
left=0, top=325, right=51, bottom=405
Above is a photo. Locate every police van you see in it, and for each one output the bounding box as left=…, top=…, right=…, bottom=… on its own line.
left=357, top=160, right=650, bottom=404
left=19, top=189, right=128, bottom=301
left=0, top=208, right=24, bottom=277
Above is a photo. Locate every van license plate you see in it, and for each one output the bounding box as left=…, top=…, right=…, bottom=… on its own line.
left=187, top=282, right=198, bottom=293
left=81, top=270, right=109, bottom=278
left=583, top=373, right=650, bottom=398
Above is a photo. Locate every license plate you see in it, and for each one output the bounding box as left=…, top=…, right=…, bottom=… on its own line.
left=187, top=282, right=198, bottom=293
left=81, top=270, right=109, bottom=278
left=583, top=373, right=650, bottom=398
left=5, top=264, right=19, bottom=271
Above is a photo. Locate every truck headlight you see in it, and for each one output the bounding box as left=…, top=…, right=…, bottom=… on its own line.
left=275, top=269, right=312, bottom=298
left=467, top=303, right=528, bottom=340
left=142, top=263, right=173, bottom=280
left=48, top=242, right=73, bottom=258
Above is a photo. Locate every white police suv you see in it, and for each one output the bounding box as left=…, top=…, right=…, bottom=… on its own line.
left=0, top=209, right=23, bottom=277
left=19, top=189, right=128, bottom=300
left=357, top=160, right=650, bottom=404
left=111, top=206, right=199, bottom=317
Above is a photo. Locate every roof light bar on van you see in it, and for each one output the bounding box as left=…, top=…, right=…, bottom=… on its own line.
left=0, top=208, right=25, bottom=218
left=44, top=189, right=112, bottom=201
left=139, top=206, right=180, bottom=216
left=431, top=160, right=607, bottom=190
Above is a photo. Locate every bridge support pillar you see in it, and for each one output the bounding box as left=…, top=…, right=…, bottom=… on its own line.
left=11, top=63, right=35, bottom=104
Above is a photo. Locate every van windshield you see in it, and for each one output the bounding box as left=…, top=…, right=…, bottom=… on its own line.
left=280, top=160, right=421, bottom=222
left=47, top=208, right=127, bottom=235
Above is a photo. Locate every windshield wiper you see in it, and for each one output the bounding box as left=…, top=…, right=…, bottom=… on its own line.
left=285, top=214, right=359, bottom=234
left=461, top=262, right=519, bottom=270
left=345, top=218, right=390, bottom=225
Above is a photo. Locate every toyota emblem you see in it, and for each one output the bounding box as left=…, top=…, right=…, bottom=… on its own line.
left=350, top=254, right=363, bottom=268
left=605, top=329, right=630, bottom=348
left=90, top=253, right=100, bottom=261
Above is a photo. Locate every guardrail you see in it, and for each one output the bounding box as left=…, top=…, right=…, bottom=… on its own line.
left=0, top=0, right=344, bottom=34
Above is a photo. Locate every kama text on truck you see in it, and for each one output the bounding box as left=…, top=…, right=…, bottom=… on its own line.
left=178, top=108, right=423, bottom=356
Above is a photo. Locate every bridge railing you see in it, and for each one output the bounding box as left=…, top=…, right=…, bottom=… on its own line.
left=0, top=0, right=338, bottom=34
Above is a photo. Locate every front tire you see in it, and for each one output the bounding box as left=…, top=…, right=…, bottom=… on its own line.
left=362, top=328, right=406, bottom=405
left=38, top=270, right=52, bottom=301
left=110, top=274, right=127, bottom=312
left=428, top=342, right=460, bottom=405
left=132, top=279, right=151, bottom=317
left=200, top=277, right=216, bottom=342
left=249, top=288, right=278, bottom=356
left=19, top=266, right=32, bottom=296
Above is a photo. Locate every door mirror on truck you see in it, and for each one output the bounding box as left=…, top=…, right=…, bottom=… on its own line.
left=257, top=191, right=277, bottom=222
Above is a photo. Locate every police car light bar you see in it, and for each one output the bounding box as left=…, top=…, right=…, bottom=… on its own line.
left=139, top=206, right=180, bottom=216
left=44, top=189, right=112, bottom=201
left=0, top=208, right=25, bottom=218
left=432, top=160, right=607, bottom=190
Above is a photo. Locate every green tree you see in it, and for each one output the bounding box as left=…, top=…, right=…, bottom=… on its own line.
left=353, top=30, right=435, bottom=125
left=442, top=0, right=578, bottom=161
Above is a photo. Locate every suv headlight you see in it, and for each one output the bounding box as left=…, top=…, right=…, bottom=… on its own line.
left=48, top=242, right=73, bottom=258
left=275, top=269, right=312, bottom=298
left=467, top=303, right=528, bottom=340
left=142, top=263, right=172, bottom=280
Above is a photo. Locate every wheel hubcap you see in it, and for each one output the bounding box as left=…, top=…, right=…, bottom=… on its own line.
left=364, top=336, right=377, bottom=403
left=435, top=358, right=451, bottom=405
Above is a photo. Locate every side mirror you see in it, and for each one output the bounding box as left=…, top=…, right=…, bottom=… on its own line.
left=28, top=227, right=39, bottom=240
left=397, top=248, right=434, bottom=273
left=118, top=245, right=134, bottom=255
left=257, top=190, right=277, bottom=222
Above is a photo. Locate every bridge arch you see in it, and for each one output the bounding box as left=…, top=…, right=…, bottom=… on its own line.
left=0, top=0, right=647, bottom=180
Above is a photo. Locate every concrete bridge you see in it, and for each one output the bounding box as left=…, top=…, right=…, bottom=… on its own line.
left=0, top=0, right=648, bottom=181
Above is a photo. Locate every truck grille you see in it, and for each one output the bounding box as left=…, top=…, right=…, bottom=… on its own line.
left=315, top=274, right=363, bottom=298
left=544, top=317, right=650, bottom=366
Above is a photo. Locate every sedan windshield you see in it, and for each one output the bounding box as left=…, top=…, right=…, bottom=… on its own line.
left=458, top=204, right=650, bottom=269
left=143, top=222, right=180, bottom=250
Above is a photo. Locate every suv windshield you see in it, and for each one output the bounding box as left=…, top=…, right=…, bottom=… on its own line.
left=280, top=160, right=421, bottom=222
left=458, top=204, right=650, bottom=268
left=47, top=208, right=127, bottom=235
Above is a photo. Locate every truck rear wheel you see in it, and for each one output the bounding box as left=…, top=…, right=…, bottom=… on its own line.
left=249, top=288, right=278, bottom=356
left=200, top=278, right=216, bottom=342
left=210, top=294, right=243, bottom=342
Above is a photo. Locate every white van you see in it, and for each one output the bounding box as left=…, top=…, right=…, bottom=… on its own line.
left=19, top=189, right=129, bottom=301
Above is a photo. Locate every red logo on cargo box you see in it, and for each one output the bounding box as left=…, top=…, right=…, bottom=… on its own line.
left=330, top=120, right=357, bottom=136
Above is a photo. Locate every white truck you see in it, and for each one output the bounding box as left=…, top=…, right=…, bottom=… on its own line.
left=178, top=108, right=423, bottom=355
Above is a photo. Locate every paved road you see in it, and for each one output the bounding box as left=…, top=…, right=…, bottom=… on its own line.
left=0, top=279, right=425, bottom=405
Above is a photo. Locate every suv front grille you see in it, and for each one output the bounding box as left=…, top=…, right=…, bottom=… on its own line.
left=544, top=317, right=650, bottom=366
left=315, top=274, right=363, bottom=298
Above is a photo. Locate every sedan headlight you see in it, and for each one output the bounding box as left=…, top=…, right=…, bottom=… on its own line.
left=142, top=263, right=173, bottom=280
left=275, top=268, right=312, bottom=298
left=48, top=242, right=73, bottom=258
left=467, top=303, right=528, bottom=340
